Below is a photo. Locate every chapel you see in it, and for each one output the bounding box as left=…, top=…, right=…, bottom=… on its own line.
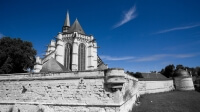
left=34, top=12, right=106, bottom=72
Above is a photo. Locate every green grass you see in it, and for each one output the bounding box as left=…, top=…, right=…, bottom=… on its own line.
left=133, top=91, right=200, bottom=112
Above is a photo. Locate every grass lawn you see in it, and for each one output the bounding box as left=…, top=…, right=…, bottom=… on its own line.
left=133, top=90, right=200, bottom=112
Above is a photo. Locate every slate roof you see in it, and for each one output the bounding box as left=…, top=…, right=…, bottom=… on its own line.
left=67, top=19, right=85, bottom=34
left=141, top=73, right=167, bottom=79
left=40, top=58, right=68, bottom=72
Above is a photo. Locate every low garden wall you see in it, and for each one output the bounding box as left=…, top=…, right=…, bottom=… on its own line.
left=138, top=79, right=174, bottom=95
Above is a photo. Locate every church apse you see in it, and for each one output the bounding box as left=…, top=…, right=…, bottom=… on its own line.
left=34, top=12, right=106, bottom=72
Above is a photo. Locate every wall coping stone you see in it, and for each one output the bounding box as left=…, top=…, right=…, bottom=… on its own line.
left=106, top=68, right=124, bottom=70
left=0, top=71, right=105, bottom=81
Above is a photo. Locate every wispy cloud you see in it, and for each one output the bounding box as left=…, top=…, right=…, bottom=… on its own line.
left=174, top=54, right=197, bottom=58
left=133, top=53, right=199, bottom=62
left=113, top=5, right=137, bottom=29
left=100, top=55, right=135, bottom=61
left=100, top=53, right=199, bottom=62
left=155, top=23, right=200, bottom=34
left=134, top=54, right=169, bottom=62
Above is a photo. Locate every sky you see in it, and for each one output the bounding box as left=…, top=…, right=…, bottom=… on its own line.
left=0, top=0, right=200, bottom=72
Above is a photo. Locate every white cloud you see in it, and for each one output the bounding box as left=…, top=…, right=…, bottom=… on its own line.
left=134, top=53, right=199, bottom=62
left=174, top=54, right=197, bottom=58
left=113, top=5, right=137, bottom=29
left=134, top=54, right=169, bottom=62
left=100, top=55, right=135, bottom=61
left=155, top=23, right=200, bottom=34
left=99, top=53, right=199, bottom=62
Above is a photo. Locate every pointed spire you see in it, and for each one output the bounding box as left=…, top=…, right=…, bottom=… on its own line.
left=64, top=11, right=70, bottom=27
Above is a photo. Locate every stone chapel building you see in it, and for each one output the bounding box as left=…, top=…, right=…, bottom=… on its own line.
left=34, top=12, right=106, bottom=72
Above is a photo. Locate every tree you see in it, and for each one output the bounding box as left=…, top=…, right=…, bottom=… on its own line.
left=176, top=64, right=185, bottom=70
left=134, top=72, right=143, bottom=78
left=0, top=37, right=36, bottom=74
left=160, top=64, right=200, bottom=78
left=163, top=64, right=175, bottom=78
left=160, top=68, right=165, bottom=75
left=195, top=67, right=200, bottom=76
left=126, top=71, right=134, bottom=75
left=185, top=66, right=194, bottom=76
left=126, top=71, right=143, bottom=78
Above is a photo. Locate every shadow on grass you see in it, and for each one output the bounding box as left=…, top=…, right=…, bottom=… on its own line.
left=131, top=90, right=200, bottom=112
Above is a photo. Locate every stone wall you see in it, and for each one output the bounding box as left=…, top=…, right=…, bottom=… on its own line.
left=0, top=69, right=139, bottom=112
left=0, top=104, right=118, bottom=112
left=138, top=80, right=174, bottom=95
left=119, top=76, right=139, bottom=112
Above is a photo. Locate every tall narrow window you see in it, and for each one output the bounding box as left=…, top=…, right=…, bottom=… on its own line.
left=64, top=43, right=72, bottom=71
left=78, top=43, right=86, bottom=71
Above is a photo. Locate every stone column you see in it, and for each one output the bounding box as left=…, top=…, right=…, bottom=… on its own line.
left=33, top=56, right=42, bottom=73
left=49, top=40, right=56, bottom=52
left=92, top=42, right=98, bottom=69
left=87, top=43, right=93, bottom=70
left=72, top=41, right=78, bottom=71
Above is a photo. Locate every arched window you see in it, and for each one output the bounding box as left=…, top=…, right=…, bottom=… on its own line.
left=78, top=43, right=86, bottom=71
left=64, top=43, right=72, bottom=71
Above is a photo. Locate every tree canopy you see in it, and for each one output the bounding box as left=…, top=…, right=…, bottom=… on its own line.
left=160, top=64, right=200, bottom=78
left=126, top=71, right=143, bottom=78
left=0, top=37, right=36, bottom=74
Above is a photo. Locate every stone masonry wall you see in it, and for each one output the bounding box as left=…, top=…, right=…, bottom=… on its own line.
left=0, top=69, right=139, bottom=112
left=119, top=75, right=139, bottom=112
left=0, top=79, right=114, bottom=104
